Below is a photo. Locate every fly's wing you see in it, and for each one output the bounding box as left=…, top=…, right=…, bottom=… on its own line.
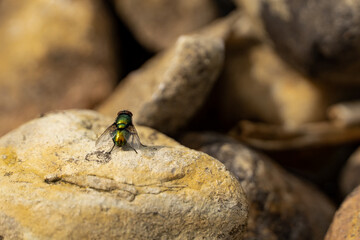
left=124, top=125, right=144, bottom=150
left=95, top=124, right=117, bottom=150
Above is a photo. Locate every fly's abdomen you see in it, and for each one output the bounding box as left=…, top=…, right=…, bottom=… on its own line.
left=113, top=130, right=126, bottom=146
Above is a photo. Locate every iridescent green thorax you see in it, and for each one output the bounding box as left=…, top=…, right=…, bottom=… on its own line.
left=115, top=112, right=132, bottom=129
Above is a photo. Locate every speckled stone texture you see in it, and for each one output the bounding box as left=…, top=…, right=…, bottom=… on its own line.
left=0, top=110, right=248, bottom=239
left=325, top=186, right=360, bottom=240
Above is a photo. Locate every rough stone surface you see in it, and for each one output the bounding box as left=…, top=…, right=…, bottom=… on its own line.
left=97, top=35, right=224, bottom=135
left=237, top=0, right=360, bottom=84
left=325, top=186, right=360, bottom=240
left=0, top=110, right=248, bottom=239
left=214, top=43, right=329, bottom=128
left=182, top=132, right=336, bottom=240
left=341, top=146, right=360, bottom=196
left=114, top=0, right=219, bottom=51
left=0, top=0, right=117, bottom=136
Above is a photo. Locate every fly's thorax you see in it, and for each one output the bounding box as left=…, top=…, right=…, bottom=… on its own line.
left=116, top=122, right=127, bottom=129
left=116, top=113, right=132, bottom=129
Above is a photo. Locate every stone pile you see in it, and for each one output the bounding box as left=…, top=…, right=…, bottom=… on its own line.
left=2, top=0, right=360, bottom=239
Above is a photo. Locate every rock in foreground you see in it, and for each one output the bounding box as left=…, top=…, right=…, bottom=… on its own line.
left=325, top=186, right=360, bottom=240
left=0, top=110, right=248, bottom=239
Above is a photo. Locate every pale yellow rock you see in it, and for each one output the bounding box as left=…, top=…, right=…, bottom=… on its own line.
left=0, top=110, right=248, bottom=239
left=325, top=186, right=360, bottom=240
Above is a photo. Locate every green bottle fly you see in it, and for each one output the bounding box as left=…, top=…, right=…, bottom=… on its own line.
left=96, top=110, right=144, bottom=153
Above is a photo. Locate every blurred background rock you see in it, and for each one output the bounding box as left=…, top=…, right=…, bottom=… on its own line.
left=0, top=0, right=117, bottom=136
left=2, top=0, right=360, bottom=239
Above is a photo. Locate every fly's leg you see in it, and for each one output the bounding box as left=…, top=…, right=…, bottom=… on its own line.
left=128, top=145, right=138, bottom=154
left=107, top=143, right=116, bottom=154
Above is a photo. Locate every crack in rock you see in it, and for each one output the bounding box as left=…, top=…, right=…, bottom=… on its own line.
left=44, top=173, right=187, bottom=202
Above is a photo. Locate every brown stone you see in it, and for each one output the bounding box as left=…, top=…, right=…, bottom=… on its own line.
left=230, top=120, right=360, bottom=192
left=0, top=0, right=117, bottom=136
left=97, top=35, right=224, bottom=135
left=214, top=43, right=329, bottom=128
left=114, top=0, right=220, bottom=51
left=182, top=132, right=336, bottom=240
left=236, top=0, right=360, bottom=85
left=196, top=10, right=263, bottom=47
left=341, top=146, right=360, bottom=196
